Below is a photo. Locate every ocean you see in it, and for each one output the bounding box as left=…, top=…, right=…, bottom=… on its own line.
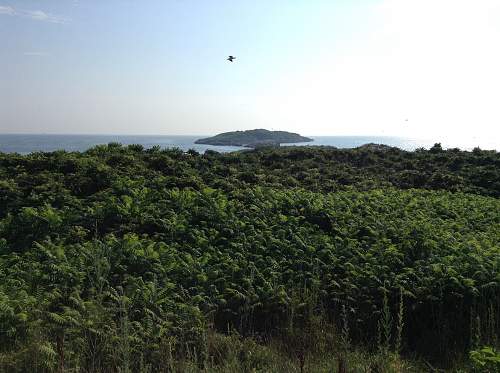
left=0, top=134, right=496, bottom=154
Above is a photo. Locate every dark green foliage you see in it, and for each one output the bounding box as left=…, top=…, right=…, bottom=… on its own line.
left=0, top=144, right=498, bottom=371
left=194, top=129, right=313, bottom=147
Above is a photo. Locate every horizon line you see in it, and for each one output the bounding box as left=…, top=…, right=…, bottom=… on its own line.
left=0, top=132, right=425, bottom=139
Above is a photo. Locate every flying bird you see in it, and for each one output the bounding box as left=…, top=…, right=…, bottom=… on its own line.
left=227, top=56, right=236, bottom=62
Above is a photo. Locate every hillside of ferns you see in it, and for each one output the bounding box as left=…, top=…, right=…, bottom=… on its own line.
left=0, top=143, right=498, bottom=372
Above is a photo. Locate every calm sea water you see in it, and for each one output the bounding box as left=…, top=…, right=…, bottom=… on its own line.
left=0, top=134, right=496, bottom=154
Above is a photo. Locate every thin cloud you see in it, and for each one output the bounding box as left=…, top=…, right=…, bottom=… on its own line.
left=23, top=52, right=50, bottom=56
left=0, top=5, right=15, bottom=15
left=0, top=5, right=69, bottom=23
left=23, top=10, right=68, bottom=24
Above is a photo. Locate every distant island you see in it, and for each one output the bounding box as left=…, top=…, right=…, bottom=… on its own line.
left=195, top=129, right=313, bottom=148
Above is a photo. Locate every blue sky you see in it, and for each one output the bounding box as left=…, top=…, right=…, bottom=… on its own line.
left=1, top=0, right=499, bottom=143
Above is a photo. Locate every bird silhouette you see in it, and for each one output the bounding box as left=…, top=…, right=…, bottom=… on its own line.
left=227, top=56, right=236, bottom=62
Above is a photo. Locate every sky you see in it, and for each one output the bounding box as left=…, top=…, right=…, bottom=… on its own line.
left=1, top=0, right=500, bottom=142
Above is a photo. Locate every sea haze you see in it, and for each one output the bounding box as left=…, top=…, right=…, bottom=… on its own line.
left=0, top=134, right=496, bottom=154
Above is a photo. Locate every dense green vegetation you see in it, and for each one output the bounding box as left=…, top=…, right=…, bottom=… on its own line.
left=0, top=143, right=498, bottom=372
left=194, top=129, right=312, bottom=147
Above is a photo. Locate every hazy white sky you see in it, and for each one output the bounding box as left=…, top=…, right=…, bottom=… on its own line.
left=1, top=0, right=499, bottom=142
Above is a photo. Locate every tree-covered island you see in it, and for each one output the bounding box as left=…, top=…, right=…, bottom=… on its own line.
left=195, top=129, right=313, bottom=147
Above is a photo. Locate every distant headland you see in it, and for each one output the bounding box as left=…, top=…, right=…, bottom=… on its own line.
left=195, top=129, right=313, bottom=148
